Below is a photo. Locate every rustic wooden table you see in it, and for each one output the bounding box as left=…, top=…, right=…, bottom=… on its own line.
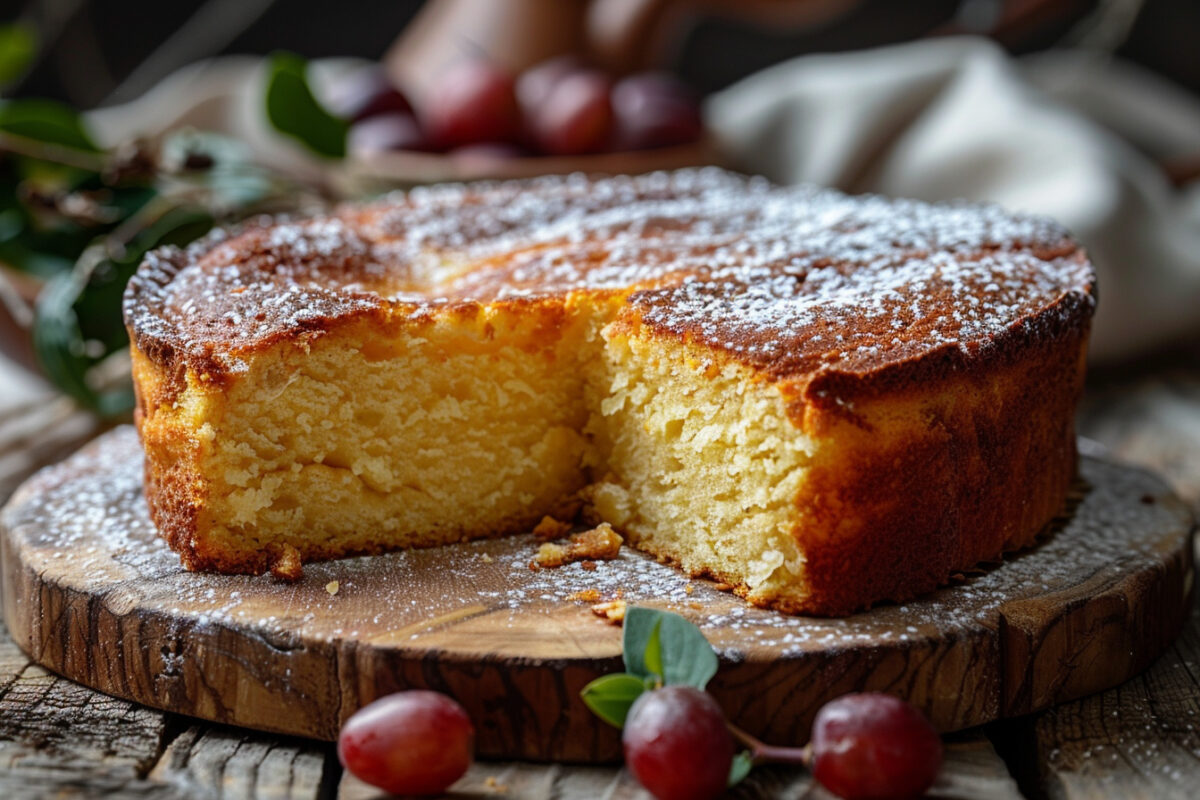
left=0, top=347, right=1196, bottom=800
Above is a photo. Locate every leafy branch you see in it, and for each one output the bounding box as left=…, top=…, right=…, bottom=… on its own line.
left=580, top=607, right=750, bottom=787
left=0, top=92, right=330, bottom=414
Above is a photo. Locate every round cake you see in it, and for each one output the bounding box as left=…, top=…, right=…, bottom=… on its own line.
left=124, top=168, right=1096, bottom=615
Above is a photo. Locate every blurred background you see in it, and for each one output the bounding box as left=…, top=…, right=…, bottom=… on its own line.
left=1, top=0, right=1199, bottom=417
left=10, top=0, right=1200, bottom=106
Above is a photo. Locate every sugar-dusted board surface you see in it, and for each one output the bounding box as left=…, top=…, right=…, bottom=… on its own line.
left=1, top=427, right=1193, bottom=763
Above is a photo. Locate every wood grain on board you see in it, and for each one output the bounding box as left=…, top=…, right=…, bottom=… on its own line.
left=0, top=620, right=334, bottom=800
left=1, top=426, right=1193, bottom=764
left=0, top=591, right=1020, bottom=800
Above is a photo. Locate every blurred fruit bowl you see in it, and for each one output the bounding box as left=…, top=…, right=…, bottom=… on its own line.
left=323, top=57, right=723, bottom=191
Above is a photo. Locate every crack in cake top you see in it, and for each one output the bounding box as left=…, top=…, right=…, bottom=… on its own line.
left=123, top=168, right=1095, bottom=382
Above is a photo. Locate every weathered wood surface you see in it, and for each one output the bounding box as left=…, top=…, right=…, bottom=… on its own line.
left=0, top=618, right=334, bottom=799
left=0, top=393, right=103, bottom=503
left=336, top=730, right=1024, bottom=799
left=0, top=424, right=1193, bottom=765
left=148, top=725, right=333, bottom=800
left=995, top=362, right=1200, bottom=800
left=1019, top=597, right=1200, bottom=800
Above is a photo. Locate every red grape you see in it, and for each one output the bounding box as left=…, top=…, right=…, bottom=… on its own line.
left=612, top=73, right=704, bottom=150
left=516, top=55, right=585, bottom=113
left=347, top=113, right=427, bottom=153
left=622, top=686, right=733, bottom=800
left=337, top=690, right=474, bottom=795
left=420, top=59, right=521, bottom=149
left=324, top=66, right=412, bottom=122
left=528, top=69, right=614, bottom=156
left=810, top=693, right=943, bottom=800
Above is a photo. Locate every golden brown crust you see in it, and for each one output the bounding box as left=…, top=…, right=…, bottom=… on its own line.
left=124, top=170, right=1093, bottom=393
left=788, top=325, right=1087, bottom=615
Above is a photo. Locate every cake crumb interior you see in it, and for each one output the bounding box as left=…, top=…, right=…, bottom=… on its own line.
left=176, top=295, right=816, bottom=607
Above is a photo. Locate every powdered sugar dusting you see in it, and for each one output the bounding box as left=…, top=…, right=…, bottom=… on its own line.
left=124, top=168, right=1094, bottom=379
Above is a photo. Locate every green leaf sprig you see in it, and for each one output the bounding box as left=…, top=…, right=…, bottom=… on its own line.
left=581, top=607, right=751, bottom=788
left=582, top=607, right=719, bottom=727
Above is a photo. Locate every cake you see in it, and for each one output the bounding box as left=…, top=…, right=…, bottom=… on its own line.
left=123, top=168, right=1095, bottom=616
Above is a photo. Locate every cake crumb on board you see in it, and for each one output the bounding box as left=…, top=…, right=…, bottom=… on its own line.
left=533, top=542, right=567, bottom=568
left=591, top=599, right=627, bottom=625
left=531, top=523, right=623, bottom=569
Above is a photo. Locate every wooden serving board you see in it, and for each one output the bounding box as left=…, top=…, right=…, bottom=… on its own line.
left=1, top=427, right=1194, bottom=763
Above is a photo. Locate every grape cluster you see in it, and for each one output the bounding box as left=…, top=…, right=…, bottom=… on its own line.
left=326, top=56, right=703, bottom=160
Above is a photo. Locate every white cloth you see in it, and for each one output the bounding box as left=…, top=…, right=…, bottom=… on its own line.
left=87, top=38, right=1200, bottom=363
left=707, top=37, right=1200, bottom=362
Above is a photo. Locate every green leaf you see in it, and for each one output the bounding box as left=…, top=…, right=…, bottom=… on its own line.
left=643, top=619, right=664, bottom=680
left=0, top=98, right=99, bottom=152
left=580, top=673, right=646, bottom=729
left=728, top=751, right=754, bottom=787
left=623, top=607, right=658, bottom=680
left=33, top=268, right=131, bottom=414
left=128, top=204, right=214, bottom=253
left=264, top=52, right=347, bottom=159
left=623, top=607, right=719, bottom=690
left=0, top=23, right=38, bottom=88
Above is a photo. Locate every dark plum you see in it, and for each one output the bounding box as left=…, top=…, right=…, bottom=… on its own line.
left=347, top=113, right=427, bottom=153
left=516, top=55, right=585, bottom=114
left=529, top=69, right=614, bottom=155
left=324, top=66, right=411, bottom=122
